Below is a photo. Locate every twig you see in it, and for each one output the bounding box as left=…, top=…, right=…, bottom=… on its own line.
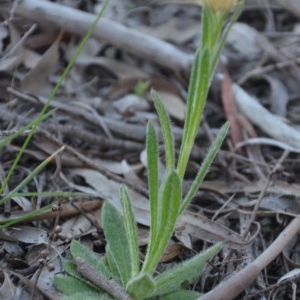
left=242, top=150, right=289, bottom=238
left=230, top=81, right=300, bottom=150
left=1, top=0, right=193, bottom=72
left=75, top=257, right=135, bottom=300
left=198, top=215, right=300, bottom=300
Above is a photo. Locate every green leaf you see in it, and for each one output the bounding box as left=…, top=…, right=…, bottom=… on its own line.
left=177, top=47, right=210, bottom=179
left=142, top=170, right=181, bottom=275
left=61, top=291, right=112, bottom=300
left=102, top=201, right=132, bottom=285
left=126, top=273, right=156, bottom=299
left=0, top=0, right=111, bottom=197
left=104, top=246, right=122, bottom=283
left=63, top=261, right=87, bottom=281
left=180, top=122, right=229, bottom=214
left=120, top=185, right=140, bottom=277
left=151, top=89, right=175, bottom=170
left=152, top=243, right=222, bottom=297
left=146, top=121, right=160, bottom=253
left=159, top=290, right=201, bottom=300
left=54, top=276, right=98, bottom=295
left=211, top=1, right=244, bottom=74
left=0, top=147, right=65, bottom=205
left=70, top=240, right=111, bottom=279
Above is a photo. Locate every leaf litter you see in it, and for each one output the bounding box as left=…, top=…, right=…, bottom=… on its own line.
left=0, top=0, right=300, bottom=299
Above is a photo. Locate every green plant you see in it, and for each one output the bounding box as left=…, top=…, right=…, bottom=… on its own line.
left=55, top=1, right=244, bottom=299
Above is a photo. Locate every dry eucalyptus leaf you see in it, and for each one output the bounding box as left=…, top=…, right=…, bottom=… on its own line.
left=21, top=33, right=61, bottom=95
left=2, top=226, right=48, bottom=244
left=0, top=271, right=16, bottom=300
left=263, top=75, right=289, bottom=117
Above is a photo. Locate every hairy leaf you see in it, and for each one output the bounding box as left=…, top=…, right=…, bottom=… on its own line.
left=102, top=201, right=132, bottom=285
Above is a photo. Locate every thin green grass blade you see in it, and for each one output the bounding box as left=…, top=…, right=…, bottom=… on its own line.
left=0, top=0, right=110, bottom=194
left=151, top=89, right=175, bottom=170
left=0, top=204, right=52, bottom=228
left=0, top=109, right=55, bottom=149
left=180, top=122, right=229, bottom=214
left=142, top=170, right=181, bottom=275
left=120, top=185, right=140, bottom=277
left=12, top=191, right=90, bottom=198
left=102, top=201, right=131, bottom=285
left=0, top=147, right=65, bottom=205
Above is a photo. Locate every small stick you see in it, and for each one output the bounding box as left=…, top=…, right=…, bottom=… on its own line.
left=198, top=215, right=300, bottom=300
left=75, top=257, right=135, bottom=300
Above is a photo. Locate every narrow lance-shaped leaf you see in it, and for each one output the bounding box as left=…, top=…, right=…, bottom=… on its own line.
left=104, top=245, right=122, bottom=284
left=210, top=1, right=244, bottom=75
left=120, top=185, right=140, bottom=277
left=142, top=170, right=181, bottom=275
left=177, top=48, right=210, bottom=179
left=145, top=121, right=160, bottom=260
left=70, top=239, right=111, bottom=279
left=152, top=243, right=222, bottom=297
left=151, top=89, right=175, bottom=170
left=54, top=276, right=100, bottom=296
left=180, top=122, right=229, bottom=214
left=101, top=201, right=131, bottom=285
left=159, top=290, right=201, bottom=300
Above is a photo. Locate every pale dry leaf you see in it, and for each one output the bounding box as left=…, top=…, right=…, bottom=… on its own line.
left=0, top=55, right=22, bottom=71
left=158, top=90, right=186, bottom=121
left=278, top=269, right=300, bottom=282
left=0, top=271, right=16, bottom=300
left=61, top=214, right=96, bottom=239
left=2, top=226, right=48, bottom=244
left=11, top=196, right=32, bottom=211
left=31, top=246, right=64, bottom=298
left=283, top=236, right=300, bottom=268
left=21, top=33, right=60, bottom=95
left=226, top=22, right=262, bottom=58
left=263, top=75, right=289, bottom=117
left=159, top=243, right=184, bottom=262
left=74, top=55, right=147, bottom=79
left=275, top=0, right=300, bottom=18
left=94, top=158, right=143, bottom=175
left=113, top=94, right=151, bottom=116
left=139, top=18, right=199, bottom=44
left=232, top=82, right=300, bottom=149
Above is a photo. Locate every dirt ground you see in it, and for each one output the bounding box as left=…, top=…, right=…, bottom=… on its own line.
left=1, top=0, right=300, bottom=299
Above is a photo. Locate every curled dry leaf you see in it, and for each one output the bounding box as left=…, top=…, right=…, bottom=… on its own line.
left=263, top=75, right=289, bottom=117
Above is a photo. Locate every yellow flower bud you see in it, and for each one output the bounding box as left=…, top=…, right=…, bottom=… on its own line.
left=204, top=0, right=238, bottom=12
